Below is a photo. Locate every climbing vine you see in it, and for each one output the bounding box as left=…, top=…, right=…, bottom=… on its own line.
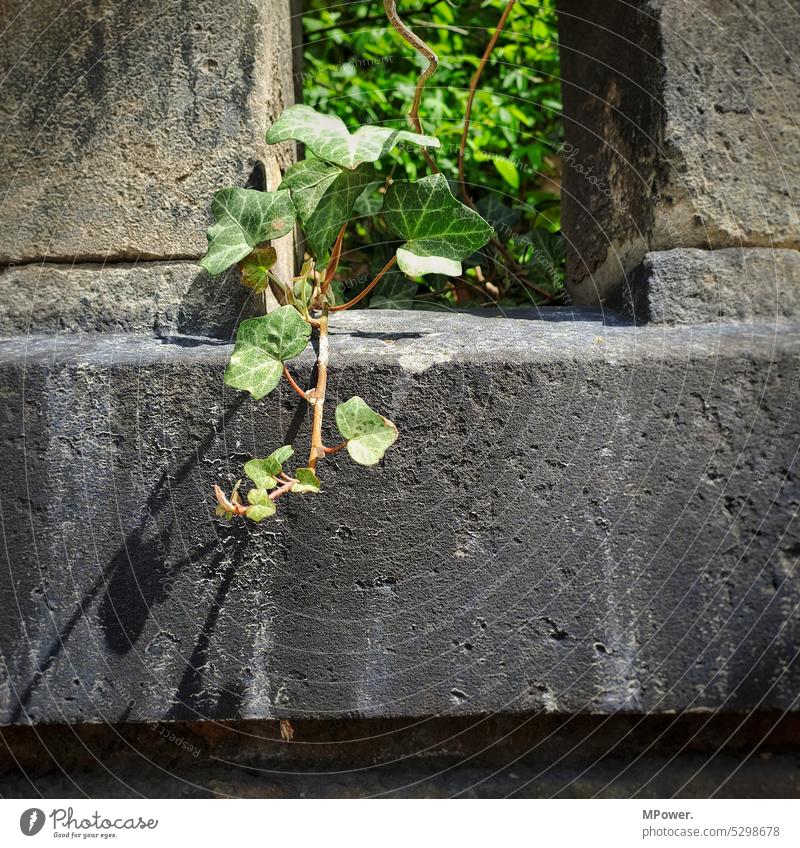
left=202, top=2, right=495, bottom=521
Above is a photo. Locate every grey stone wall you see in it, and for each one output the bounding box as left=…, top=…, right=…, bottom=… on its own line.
left=560, top=0, right=800, bottom=310
left=0, top=0, right=798, bottom=799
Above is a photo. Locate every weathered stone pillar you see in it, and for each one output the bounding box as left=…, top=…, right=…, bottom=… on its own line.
left=560, top=0, right=800, bottom=318
left=0, top=0, right=296, bottom=335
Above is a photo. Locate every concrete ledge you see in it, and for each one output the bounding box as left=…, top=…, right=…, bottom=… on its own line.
left=1, top=310, right=799, bottom=724
left=618, top=248, right=800, bottom=324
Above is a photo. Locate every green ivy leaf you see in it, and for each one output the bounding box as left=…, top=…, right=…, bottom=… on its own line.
left=245, top=488, right=276, bottom=522
left=244, top=445, right=294, bottom=489
left=279, top=158, right=375, bottom=257
left=291, top=467, right=322, bottom=494
left=369, top=273, right=417, bottom=310
left=239, top=246, right=278, bottom=293
left=266, top=104, right=440, bottom=170
left=383, top=174, right=494, bottom=277
left=476, top=195, right=520, bottom=232
left=200, top=188, right=296, bottom=277
left=353, top=181, right=385, bottom=218
left=335, top=396, right=398, bottom=466
left=224, top=306, right=311, bottom=400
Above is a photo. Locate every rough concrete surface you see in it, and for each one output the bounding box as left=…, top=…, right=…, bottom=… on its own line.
left=0, top=261, right=258, bottom=339
left=0, top=0, right=296, bottom=262
left=560, top=0, right=800, bottom=305
left=655, top=0, right=800, bottom=252
left=619, top=247, right=800, bottom=324
left=1, top=310, right=798, bottom=725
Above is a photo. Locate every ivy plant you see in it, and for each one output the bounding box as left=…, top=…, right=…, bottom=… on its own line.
left=202, top=24, right=494, bottom=522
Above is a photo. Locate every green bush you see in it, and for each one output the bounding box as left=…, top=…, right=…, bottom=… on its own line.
left=301, top=0, right=564, bottom=308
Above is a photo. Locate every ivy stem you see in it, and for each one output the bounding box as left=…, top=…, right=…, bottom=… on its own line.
left=329, top=255, right=397, bottom=312
left=458, top=0, right=516, bottom=205
left=213, top=484, right=247, bottom=516
left=269, top=479, right=295, bottom=501
left=308, top=311, right=329, bottom=471
left=383, top=0, right=440, bottom=173
left=283, top=364, right=308, bottom=400
left=323, top=442, right=347, bottom=455
left=320, top=224, right=347, bottom=297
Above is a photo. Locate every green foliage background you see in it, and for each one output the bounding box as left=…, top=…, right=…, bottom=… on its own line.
left=301, top=0, right=564, bottom=308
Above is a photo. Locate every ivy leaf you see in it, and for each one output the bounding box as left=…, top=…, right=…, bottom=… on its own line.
left=335, top=396, right=398, bottom=466
left=244, top=445, right=294, bottom=490
left=224, top=306, right=311, bottom=400
left=369, top=273, right=417, bottom=310
left=476, top=195, right=520, bottom=233
left=353, top=181, right=385, bottom=218
left=266, top=104, right=440, bottom=170
left=291, top=467, right=322, bottom=494
left=279, top=158, right=375, bottom=257
left=383, top=174, right=494, bottom=277
left=245, top=488, right=276, bottom=522
left=239, top=247, right=278, bottom=294
left=200, top=188, right=296, bottom=277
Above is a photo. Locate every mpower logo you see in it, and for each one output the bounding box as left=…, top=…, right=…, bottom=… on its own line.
left=17, top=807, right=159, bottom=837
left=19, top=809, right=45, bottom=836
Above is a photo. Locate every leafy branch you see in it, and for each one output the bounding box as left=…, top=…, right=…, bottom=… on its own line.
left=202, top=105, right=493, bottom=522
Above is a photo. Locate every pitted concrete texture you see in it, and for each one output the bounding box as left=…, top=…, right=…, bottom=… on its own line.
left=560, top=0, right=800, bottom=304
left=619, top=248, right=800, bottom=324
left=0, top=261, right=258, bottom=339
left=0, top=0, right=295, bottom=262
left=0, top=310, right=798, bottom=724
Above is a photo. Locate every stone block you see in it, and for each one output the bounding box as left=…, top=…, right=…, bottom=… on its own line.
left=1, top=310, right=798, bottom=724
left=0, top=261, right=257, bottom=338
left=560, top=0, right=800, bottom=304
left=0, top=0, right=296, bottom=262
left=618, top=247, right=800, bottom=324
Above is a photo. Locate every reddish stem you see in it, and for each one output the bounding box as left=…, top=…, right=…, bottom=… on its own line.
left=283, top=364, right=308, bottom=400
left=320, top=224, right=347, bottom=295
left=329, top=255, right=397, bottom=312
left=458, top=0, right=516, bottom=205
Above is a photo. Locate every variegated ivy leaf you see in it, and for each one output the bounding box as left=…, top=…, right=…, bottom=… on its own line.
left=239, top=246, right=278, bottom=294
left=200, top=188, right=296, bottom=277
left=335, top=396, right=398, bottom=466
left=244, top=445, right=294, bottom=490
left=224, top=306, right=310, bottom=400
left=383, top=174, right=494, bottom=277
left=279, top=158, right=376, bottom=257
left=291, top=467, right=321, bottom=494
left=245, top=488, right=276, bottom=522
left=266, top=104, right=440, bottom=170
